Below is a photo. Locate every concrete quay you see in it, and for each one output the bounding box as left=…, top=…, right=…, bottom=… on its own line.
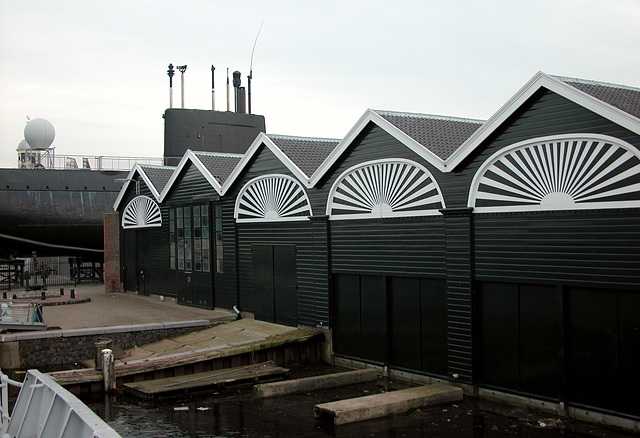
left=0, top=285, right=237, bottom=371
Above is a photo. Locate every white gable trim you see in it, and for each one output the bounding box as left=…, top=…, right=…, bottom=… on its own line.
left=309, top=109, right=449, bottom=187
left=234, top=174, right=312, bottom=223
left=220, top=133, right=309, bottom=195
left=326, top=158, right=446, bottom=220
left=159, top=150, right=224, bottom=201
left=446, top=72, right=640, bottom=171
left=467, top=133, right=640, bottom=213
left=113, top=164, right=163, bottom=211
left=122, top=195, right=163, bottom=229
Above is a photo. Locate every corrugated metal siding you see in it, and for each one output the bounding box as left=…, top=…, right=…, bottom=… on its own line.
left=474, top=210, right=640, bottom=288
left=214, top=198, right=238, bottom=309
left=442, top=211, right=473, bottom=383
left=330, top=217, right=445, bottom=277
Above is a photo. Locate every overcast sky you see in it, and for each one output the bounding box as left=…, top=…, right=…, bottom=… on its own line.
left=1, top=0, right=639, bottom=168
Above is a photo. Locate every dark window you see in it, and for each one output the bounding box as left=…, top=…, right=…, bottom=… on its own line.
left=170, top=204, right=210, bottom=272
left=214, top=204, right=223, bottom=273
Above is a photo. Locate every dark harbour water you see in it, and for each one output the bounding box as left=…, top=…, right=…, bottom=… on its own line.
left=83, top=367, right=633, bottom=438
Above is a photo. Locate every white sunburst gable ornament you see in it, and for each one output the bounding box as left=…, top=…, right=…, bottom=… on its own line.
left=326, top=159, right=446, bottom=220
left=122, top=195, right=162, bottom=228
left=468, top=134, right=640, bottom=213
left=235, top=174, right=312, bottom=222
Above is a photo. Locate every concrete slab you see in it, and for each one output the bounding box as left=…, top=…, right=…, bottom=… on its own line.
left=314, top=383, right=463, bottom=425
left=255, top=369, right=378, bottom=398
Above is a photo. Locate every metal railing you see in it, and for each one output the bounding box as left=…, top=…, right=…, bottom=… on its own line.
left=2, top=369, right=121, bottom=437
left=18, top=149, right=164, bottom=171
left=0, top=257, right=103, bottom=292
left=0, top=300, right=44, bottom=326
left=0, top=369, right=22, bottom=435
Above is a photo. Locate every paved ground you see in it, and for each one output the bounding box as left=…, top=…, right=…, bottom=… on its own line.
left=12, top=284, right=237, bottom=330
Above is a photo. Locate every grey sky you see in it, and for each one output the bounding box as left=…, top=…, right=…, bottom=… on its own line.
left=1, top=0, right=639, bottom=168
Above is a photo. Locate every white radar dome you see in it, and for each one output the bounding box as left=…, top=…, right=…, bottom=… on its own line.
left=17, top=139, right=30, bottom=151
left=24, top=118, right=55, bottom=150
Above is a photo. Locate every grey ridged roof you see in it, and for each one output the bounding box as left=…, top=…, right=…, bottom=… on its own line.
left=374, top=110, right=485, bottom=160
left=192, top=151, right=243, bottom=184
left=139, top=165, right=176, bottom=192
left=555, top=76, right=640, bottom=120
left=268, top=134, right=340, bottom=177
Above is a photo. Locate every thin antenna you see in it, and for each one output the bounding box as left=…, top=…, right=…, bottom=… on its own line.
left=248, top=21, right=264, bottom=115
left=211, top=65, right=215, bottom=111
left=226, top=68, right=230, bottom=112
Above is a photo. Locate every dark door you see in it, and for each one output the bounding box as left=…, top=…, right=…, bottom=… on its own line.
left=136, top=230, right=149, bottom=296
left=273, top=246, right=297, bottom=326
left=122, top=229, right=136, bottom=292
left=183, top=272, right=194, bottom=304
left=252, top=245, right=297, bottom=326
left=332, top=274, right=386, bottom=365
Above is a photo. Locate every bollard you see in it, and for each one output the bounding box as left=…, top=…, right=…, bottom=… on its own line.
left=60, top=288, right=64, bottom=296
left=70, top=289, right=75, bottom=299
left=95, top=339, right=112, bottom=370
left=102, top=349, right=115, bottom=392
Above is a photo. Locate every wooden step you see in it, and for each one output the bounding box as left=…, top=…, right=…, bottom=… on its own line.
left=123, top=361, right=289, bottom=400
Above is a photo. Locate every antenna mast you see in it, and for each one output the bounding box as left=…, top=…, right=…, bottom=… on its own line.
left=248, top=21, right=264, bottom=115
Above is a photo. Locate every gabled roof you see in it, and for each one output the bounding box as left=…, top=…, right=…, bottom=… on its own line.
left=222, top=133, right=340, bottom=192
left=159, top=150, right=243, bottom=201
left=445, top=72, right=640, bottom=170
left=139, top=164, right=175, bottom=194
left=375, top=111, right=485, bottom=161
left=309, top=109, right=484, bottom=184
left=113, top=163, right=176, bottom=210
left=269, top=134, right=340, bottom=178
left=555, top=75, right=640, bottom=119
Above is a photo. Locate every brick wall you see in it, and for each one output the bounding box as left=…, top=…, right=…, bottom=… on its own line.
left=103, top=212, right=123, bottom=293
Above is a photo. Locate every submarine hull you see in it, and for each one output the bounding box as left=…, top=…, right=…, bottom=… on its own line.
left=0, top=168, right=125, bottom=259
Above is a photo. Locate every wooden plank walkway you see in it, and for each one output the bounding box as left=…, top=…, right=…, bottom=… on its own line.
left=123, top=361, right=289, bottom=400
left=314, top=383, right=463, bottom=425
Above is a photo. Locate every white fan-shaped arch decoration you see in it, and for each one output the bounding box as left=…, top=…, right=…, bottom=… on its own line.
left=326, top=159, right=445, bottom=220
left=122, top=195, right=162, bottom=228
left=468, top=134, right=640, bottom=212
left=235, top=175, right=312, bottom=222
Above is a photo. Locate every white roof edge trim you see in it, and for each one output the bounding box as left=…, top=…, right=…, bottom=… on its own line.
left=234, top=173, right=312, bottom=222
left=113, top=164, right=140, bottom=211
left=113, top=163, right=162, bottom=211
left=446, top=71, right=640, bottom=171
left=309, top=109, right=450, bottom=187
left=220, top=133, right=310, bottom=195
left=191, top=151, right=245, bottom=158
left=159, top=150, right=193, bottom=201
left=466, top=133, right=640, bottom=209
left=159, top=149, right=224, bottom=201
left=220, top=133, right=269, bottom=195
left=325, top=157, right=446, bottom=218
left=136, top=166, right=163, bottom=200
left=188, top=150, right=224, bottom=194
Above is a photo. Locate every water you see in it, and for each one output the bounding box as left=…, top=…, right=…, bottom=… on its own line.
left=84, top=366, right=632, bottom=438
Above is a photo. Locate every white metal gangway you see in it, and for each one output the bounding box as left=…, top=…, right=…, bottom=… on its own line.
left=1, top=369, right=120, bottom=438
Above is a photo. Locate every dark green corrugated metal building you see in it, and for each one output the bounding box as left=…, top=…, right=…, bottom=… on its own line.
left=114, top=72, right=640, bottom=423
